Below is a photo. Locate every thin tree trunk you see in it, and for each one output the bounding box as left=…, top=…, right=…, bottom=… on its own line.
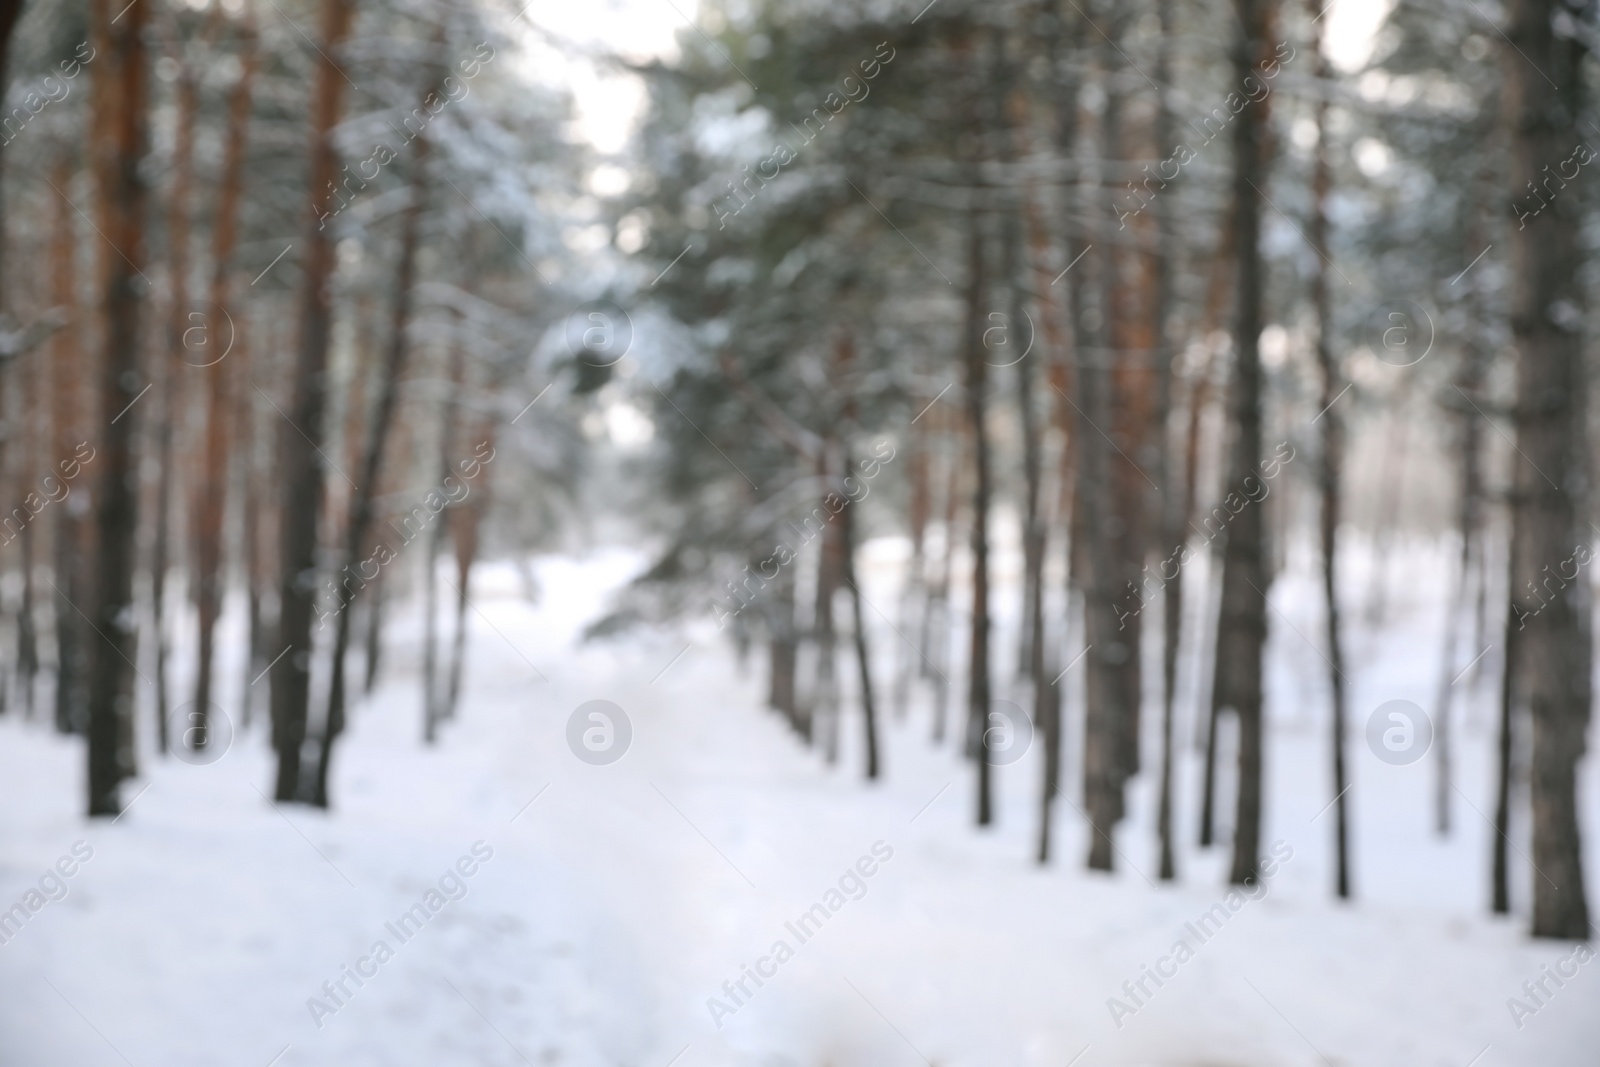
left=1036, top=0, right=1086, bottom=865
left=17, top=515, right=36, bottom=714
left=1191, top=213, right=1238, bottom=784
left=994, top=40, right=1051, bottom=796
left=813, top=441, right=841, bottom=757
left=317, top=66, right=437, bottom=795
left=1195, top=342, right=1233, bottom=844
left=87, top=0, right=150, bottom=815
left=928, top=408, right=959, bottom=745
left=1012, top=211, right=1051, bottom=849
left=239, top=329, right=264, bottom=729
left=1194, top=327, right=1235, bottom=853
left=272, top=0, right=355, bottom=804
left=49, top=155, right=89, bottom=737
left=150, top=335, right=175, bottom=753
left=1016, top=83, right=1072, bottom=864
left=1103, top=4, right=1151, bottom=784
left=421, top=514, right=443, bottom=737
left=1503, top=0, right=1591, bottom=939
left=0, top=0, right=19, bottom=712
left=1151, top=0, right=1181, bottom=883
left=14, top=352, right=39, bottom=716
left=444, top=550, right=471, bottom=720
left=153, top=11, right=207, bottom=755
left=1079, top=2, right=1130, bottom=871
left=961, top=153, right=994, bottom=828
left=1493, top=595, right=1516, bottom=915
left=191, top=7, right=256, bottom=752
left=1213, top=0, right=1275, bottom=884
left=840, top=456, right=879, bottom=781
left=1438, top=176, right=1492, bottom=821
left=1307, top=4, right=1350, bottom=897
left=1432, top=532, right=1466, bottom=839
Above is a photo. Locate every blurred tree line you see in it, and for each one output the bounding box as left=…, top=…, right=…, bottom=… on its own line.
left=594, top=0, right=1597, bottom=941
left=0, top=0, right=1592, bottom=943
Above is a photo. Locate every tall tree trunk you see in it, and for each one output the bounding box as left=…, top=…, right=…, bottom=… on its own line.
left=421, top=511, right=443, bottom=738
left=17, top=515, right=37, bottom=714
left=1190, top=210, right=1238, bottom=789
left=928, top=407, right=959, bottom=745
left=1103, top=2, right=1152, bottom=784
left=812, top=440, right=841, bottom=757
left=1079, top=0, right=1130, bottom=870
left=1503, top=0, right=1591, bottom=940
left=1012, top=195, right=1051, bottom=850
left=1150, top=0, right=1181, bottom=883
left=273, top=0, right=355, bottom=804
left=155, top=3, right=206, bottom=756
left=1195, top=228, right=1237, bottom=844
left=993, top=33, right=1052, bottom=804
left=961, top=156, right=994, bottom=828
left=1213, top=0, right=1275, bottom=884
left=1307, top=3, right=1350, bottom=898
left=1492, top=596, right=1516, bottom=915
left=1434, top=329, right=1487, bottom=840
left=0, top=0, right=21, bottom=712
left=191, top=8, right=256, bottom=753
left=49, top=155, right=89, bottom=737
left=1439, top=172, right=1492, bottom=825
left=150, top=331, right=176, bottom=753
left=14, top=351, right=39, bottom=716
left=1016, top=91, right=1072, bottom=863
left=1035, top=0, right=1086, bottom=865
left=87, top=0, right=150, bottom=815
left=239, top=325, right=265, bottom=728
left=316, top=69, right=436, bottom=797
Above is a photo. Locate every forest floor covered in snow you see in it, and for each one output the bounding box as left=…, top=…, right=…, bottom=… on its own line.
left=2, top=538, right=1598, bottom=1066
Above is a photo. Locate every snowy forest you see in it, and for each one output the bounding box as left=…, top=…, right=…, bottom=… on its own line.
left=0, top=0, right=1597, bottom=1061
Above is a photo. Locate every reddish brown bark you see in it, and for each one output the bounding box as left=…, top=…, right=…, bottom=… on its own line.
left=272, top=0, right=356, bottom=803
left=191, top=6, right=257, bottom=754
left=87, top=0, right=151, bottom=815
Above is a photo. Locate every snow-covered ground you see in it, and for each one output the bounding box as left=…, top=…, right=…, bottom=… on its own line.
left=1, top=538, right=1597, bottom=1066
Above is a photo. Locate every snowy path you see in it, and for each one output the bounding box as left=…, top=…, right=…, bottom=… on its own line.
left=2, top=545, right=1597, bottom=1066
